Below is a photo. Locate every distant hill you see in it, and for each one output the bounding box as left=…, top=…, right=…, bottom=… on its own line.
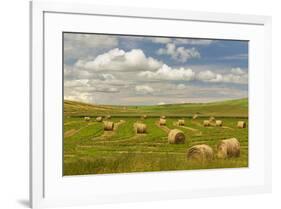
left=64, top=98, right=248, bottom=118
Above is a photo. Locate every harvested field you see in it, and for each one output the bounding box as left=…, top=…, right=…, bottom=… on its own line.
left=64, top=98, right=248, bottom=175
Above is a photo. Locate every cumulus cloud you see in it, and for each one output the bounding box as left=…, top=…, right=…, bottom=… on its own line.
left=64, top=64, right=92, bottom=80
left=64, top=91, right=94, bottom=103
left=64, top=72, right=123, bottom=105
left=231, top=67, right=245, bottom=75
left=157, top=43, right=200, bottom=62
left=64, top=79, right=89, bottom=88
left=139, top=65, right=247, bottom=84
left=75, top=48, right=162, bottom=72
left=176, top=84, right=186, bottom=90
left=135, top=85, right=154, bottom=95
left=221, top=73, right=248, bottom=84
left=139, top=64, right=195, bottom=81
left=91, top=86, right=119, bottom=93
left=64, top=33, right=247, bottom=105
left=92, top=74, right=126, bottom=86
left=196, top=69, right=247, bottom=84
left=197, top=70, right=219, bottom=81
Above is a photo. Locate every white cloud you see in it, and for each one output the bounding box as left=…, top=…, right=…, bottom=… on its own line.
left=74, top=85, right=120, bottom=93
left=139, top=64, right=195, bottom=81
left=148, top=37, right=213, bottom=46
left=197, top=70, right=218, bottom=81
left=64, top=79, right=89, bottom=88
left=64, top=87, right=95, bottom=103
left=176, top=84, right=186, bottom=90
left=139, top=65, right=248, bottom=84
left=157, top=43, right=200, bottom=62
left=75, top=48, right=162, bottom=72
left=149, top=37, right=172, bottom=44
left=64, top=33, right=247, bottom=105
left=64, top=72, right=124, bottom=104
left=196, top=70, right=247, bottom=84
left=135, top=85, right=154, bottom=95
left=157, top=102, right=166, bottom=105
left=231, top=67, right=245, bottom=75
left=88, top=77, right=125, bottom=87
left=174, top=39, right=214, bottom=45
left=93, top=86, right=119, bottom=93
left=221, top=73, right=248, bottom=84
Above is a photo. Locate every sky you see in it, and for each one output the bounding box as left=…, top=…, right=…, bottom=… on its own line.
left=64, top=33, right=248, bottom=105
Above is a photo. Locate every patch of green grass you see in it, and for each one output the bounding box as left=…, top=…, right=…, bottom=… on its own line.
left=64, top=116, right=248, bottom=175
left=63, top=99, right=248, bottom=175
left=64, top=98, right=248, bottom=117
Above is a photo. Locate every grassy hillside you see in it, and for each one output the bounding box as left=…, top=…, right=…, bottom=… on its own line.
left=64, top=98, right=248, bottom=118
left=63, top=98, right=248, bottom=175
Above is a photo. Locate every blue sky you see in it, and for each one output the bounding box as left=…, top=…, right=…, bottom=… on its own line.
left=64, top=33, right=248, bottom=105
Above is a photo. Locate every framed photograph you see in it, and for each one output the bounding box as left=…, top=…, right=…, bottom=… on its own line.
left=30, top=1, right=272, bottom=208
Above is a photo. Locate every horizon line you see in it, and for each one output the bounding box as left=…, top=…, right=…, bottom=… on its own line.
left=64, top=97, right=248, bottom=107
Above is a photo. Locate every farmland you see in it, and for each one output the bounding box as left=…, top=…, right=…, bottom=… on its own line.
left=63, top=98, right=248, bottom=175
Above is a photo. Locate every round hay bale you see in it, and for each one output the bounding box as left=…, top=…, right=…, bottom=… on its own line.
left=187, top=144, right=214, bottom=161
left=217, top=138, right=240, bottom=159
left=159, top=118, right=166, bottom=126
left=142, top=115, right=147, bottom=119
left=96, top=116, right=103, bottom=122
left=168, top=129, right=185, bottom=144
left=178, top=119, right=185, bottom=126
left=209, top=116, right=216, bottom=122
left=84, top=116, right=90, bottom=122
left=216, top=120, right=223, bottom=127
left=203, top=120, right=210, bottom=127
left=136, top=123, right=147, bottom=133
left=104, top=121, right=114, bottom=131
left=192, top=114, right=198, bottom=120
left=237, top=121, right=246, bottom=128
left=160, top=115, right=166, bottom=119
left=105, top=115, right=111, bottom=119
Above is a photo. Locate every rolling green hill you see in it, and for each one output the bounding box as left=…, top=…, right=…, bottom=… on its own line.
left=64, top=98, right=248, bottom=118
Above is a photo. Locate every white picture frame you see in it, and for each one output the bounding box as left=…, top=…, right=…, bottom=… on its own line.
left=30, top=1, right=272, bottom=208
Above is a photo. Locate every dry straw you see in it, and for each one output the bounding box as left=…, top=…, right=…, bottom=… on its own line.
left=209, top=116, right=216, bottom=122
left=96, top=116, right=103, bottom=122
left=187, top=144, right=214, bottom=161
left=84, top=116, right=90, bottom=122
left=237, top=121, right=246, bottom=128
left=178, top=119, right=185, bottom=126
left=103, top=121, right=114, bottom=131
left=159, top=118, right=166, bottom=126
left=217, top=137, right=240, bottom=159
left=192, top=114, right=198, bottom=120
left=203, top=120, right=210, bottom=127
left=136, top=123, right=147, bottom=133
left=168, top=129, right=185, bottom=144
left=216, top=120, right=223, bottom=126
